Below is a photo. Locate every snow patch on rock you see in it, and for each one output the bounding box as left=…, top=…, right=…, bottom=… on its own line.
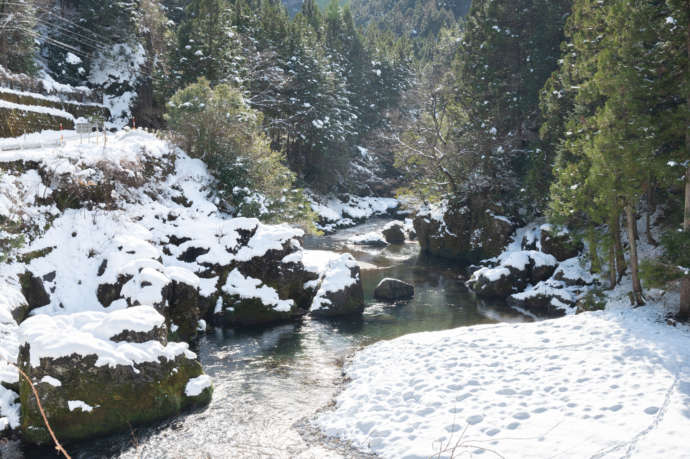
left=185, top=374, right=212, bottom=397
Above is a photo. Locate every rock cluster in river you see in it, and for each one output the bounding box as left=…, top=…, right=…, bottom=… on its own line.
left=0, top=131, right=372, bottom=446
left=466, top=224, right=594, bottom=316
left=413, top=194, right=516, bottom=263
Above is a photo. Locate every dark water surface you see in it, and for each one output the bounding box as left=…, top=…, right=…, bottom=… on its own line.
left=6, top=220, right=528, bottom=459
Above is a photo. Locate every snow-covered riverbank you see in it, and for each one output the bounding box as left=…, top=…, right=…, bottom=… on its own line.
left=315, top=285, right=690, bottom=458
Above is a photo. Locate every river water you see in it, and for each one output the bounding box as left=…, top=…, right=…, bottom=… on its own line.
left=7, top=220, right=528, bottom=459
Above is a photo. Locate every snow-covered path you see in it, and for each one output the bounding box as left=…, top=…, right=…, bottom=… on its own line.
left=316, top=304, right=690, bottom=458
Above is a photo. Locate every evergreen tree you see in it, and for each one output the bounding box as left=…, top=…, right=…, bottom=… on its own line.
left=169, top=0, right=236, bottom=91
left=0, top=0, right=38, bottom=74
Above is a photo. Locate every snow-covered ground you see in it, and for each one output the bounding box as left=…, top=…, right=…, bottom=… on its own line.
left=315, top=294, right=689, bottom=458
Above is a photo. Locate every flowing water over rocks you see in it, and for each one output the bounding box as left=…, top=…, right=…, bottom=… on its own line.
left=3, top=219, right=529, bottom=458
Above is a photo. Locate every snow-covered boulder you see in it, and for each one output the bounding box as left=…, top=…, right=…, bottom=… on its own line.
left=468, top=251, right=558, bottom=299
left=211, top=228, right=318, bottom=326
left=529, top=251, right=559, bottom=284
left=501, top=250, right=559, bottom=284
left=303, top=251, right=364, bottom=317
left=374, top=278, right=414, bottom=301
left=348, top=231, right=388, bottom=247
left=540, top=224, right=583, bottom=261
left=553, top=258, right=596, bottom=286
left=414, top=196, right=516, bottom=263
left=17, top=306, right=211, bottom=445
left=507, top=281, right=575, bottom=316
left=467, top=266, right=515, bottom=299
left=381, top=221, right=406, bottom=244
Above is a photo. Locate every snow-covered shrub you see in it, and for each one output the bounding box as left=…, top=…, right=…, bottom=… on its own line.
left=165, top=79, right=315, bottom=228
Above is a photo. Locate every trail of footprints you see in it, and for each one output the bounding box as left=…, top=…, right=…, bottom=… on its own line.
left=330, top=316, right=678, bottom=457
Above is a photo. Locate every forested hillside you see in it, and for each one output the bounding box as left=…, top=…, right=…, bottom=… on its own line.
left=1, top=0, right=412, bottom=189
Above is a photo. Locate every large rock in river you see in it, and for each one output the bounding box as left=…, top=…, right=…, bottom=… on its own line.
left=374, top=278, right=414, bottom=301
left=414, top=196, right=516, bottom=263
left=17, top=306, right=212, bottom=445
left=303, top=251, right=365, bottom=317
left=382, top=221, right=406, bottom=244
left=466, top=267, right=516, bottom=299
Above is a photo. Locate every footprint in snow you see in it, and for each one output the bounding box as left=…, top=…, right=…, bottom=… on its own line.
left=644, top=406, right=660, bottom=415
left=467, top=415, right=484, bottom=425
left=513, top=412, right=530, bottom=420
left=496, top=388, right=516, bottom=395
left=356, top=420, right=375, bottom=434
left=416, top=407, right=434, bottom=416
left=445, top=423, right=463, bottom=433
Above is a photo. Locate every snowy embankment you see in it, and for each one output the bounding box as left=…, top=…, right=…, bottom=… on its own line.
left=316, top=298, right=690, bottom=458
left=308, top=193, right=400, bottom=233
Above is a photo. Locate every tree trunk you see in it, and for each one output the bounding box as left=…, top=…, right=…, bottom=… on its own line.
left=646, top=180, right=658, bottom=246
left=588, top=228, right=601, bottom=273
left=625, top=203, right=645, bottom=306
left=680, top=15, right=690, bottom=320
left=608, top=243, right=617, bottom=289
left=612, top=213, right=626, bottom=280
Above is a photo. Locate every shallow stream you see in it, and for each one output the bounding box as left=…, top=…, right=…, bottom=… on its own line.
left=8, top=219, right=528, bottom=458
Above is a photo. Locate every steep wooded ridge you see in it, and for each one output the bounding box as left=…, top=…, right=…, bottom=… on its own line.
left=350, top=0, right=471, bottom=36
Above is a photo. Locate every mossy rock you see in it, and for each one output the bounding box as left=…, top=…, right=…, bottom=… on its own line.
left=18, top=347, right=211, bottom=445
left=167, top=279, right=202, bottom=342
